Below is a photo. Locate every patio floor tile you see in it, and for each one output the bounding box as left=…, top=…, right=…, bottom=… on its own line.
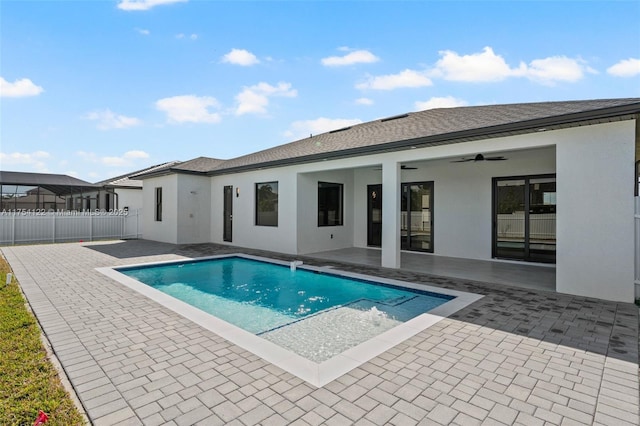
left=1, top=240, right=637, bottom=425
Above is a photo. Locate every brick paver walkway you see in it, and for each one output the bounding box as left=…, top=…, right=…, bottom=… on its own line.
left=2, top=240, right=638, bottom=425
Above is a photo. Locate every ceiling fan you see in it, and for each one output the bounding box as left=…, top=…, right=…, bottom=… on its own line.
left=374, top=165, right=418, bottom=170
left=451, top=153, right=507, bottom=163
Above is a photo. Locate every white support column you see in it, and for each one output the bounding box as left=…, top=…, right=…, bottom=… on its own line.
left=381, top=160, right=401, bottom=269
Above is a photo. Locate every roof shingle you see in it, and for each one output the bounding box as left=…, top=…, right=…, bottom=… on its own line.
left=208, top=98, right=640, bottom=174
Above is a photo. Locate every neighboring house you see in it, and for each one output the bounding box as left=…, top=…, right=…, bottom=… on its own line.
left=89, top=161, right=182, bottom=211
left=128, top=99, right=640, bottom=302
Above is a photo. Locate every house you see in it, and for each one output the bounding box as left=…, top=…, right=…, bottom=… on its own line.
left=134, top=98, right=640, bottom=303
left=87, top=161, right=182, bottom=212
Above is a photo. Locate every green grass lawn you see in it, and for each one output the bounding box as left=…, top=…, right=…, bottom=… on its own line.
left=0, top=255, right=86, bottom=425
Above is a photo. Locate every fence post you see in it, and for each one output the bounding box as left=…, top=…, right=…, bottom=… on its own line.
left=52, top=213, right=55, bottom=243
left=89, top=212, right=93, bottom=242
left=11, top=212, right=16, bottom=245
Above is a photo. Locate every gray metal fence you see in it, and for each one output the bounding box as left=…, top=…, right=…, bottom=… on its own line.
left=0, top=209, right=142, bottom=245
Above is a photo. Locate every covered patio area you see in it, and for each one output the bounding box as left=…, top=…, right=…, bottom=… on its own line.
left=306, top=247, right=556, bottom=292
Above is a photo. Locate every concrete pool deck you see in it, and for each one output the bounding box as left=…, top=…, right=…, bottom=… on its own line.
left=2, top=240, right=638, bottom=425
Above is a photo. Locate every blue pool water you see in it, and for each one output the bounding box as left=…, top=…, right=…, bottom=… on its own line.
left=119, top=257, right=453, bottom=338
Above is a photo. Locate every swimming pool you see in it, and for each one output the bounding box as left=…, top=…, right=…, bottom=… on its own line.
left=99, top=254, right=482, bottom=386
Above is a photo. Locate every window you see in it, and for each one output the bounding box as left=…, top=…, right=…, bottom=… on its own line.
left=155, top=187, right=162, bottom=221
left=318, top=182, right=343, bottom=226
left=255, top=182, right=278, bottom=226
left=401, top=182, right=433, bottom=252
left=493, top=175, right=556, bottom=263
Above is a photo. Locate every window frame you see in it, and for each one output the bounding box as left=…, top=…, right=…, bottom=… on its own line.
left=317, top=181, right=344, bottom=227
left=255, top=181, right=278, bottom=227
left=155, top=187, right=162, bottom=222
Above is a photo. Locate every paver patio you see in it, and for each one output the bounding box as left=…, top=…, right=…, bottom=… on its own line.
left=2, top=240, right=638, bottom=425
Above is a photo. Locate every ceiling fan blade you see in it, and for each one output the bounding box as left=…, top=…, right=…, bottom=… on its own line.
left=451, top=158, right=475, bottom=163
left=485, top=157, right=507, bottom=161
left=374, top=165, right=418, bottom=170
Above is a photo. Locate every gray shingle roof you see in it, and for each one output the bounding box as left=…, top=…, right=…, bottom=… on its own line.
left=172, top=157, right=225, bottom=173
left=132, top=157, right=225, bottom=179
left=95, top=161, right=182, bottom=187
left=207, top=98, right=640, bottom=174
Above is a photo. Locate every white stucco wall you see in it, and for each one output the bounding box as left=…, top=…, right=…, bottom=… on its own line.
left=556, top=120, right=636, bottom=302
left=140, top=174, right=178, bottom=244
left=176, top=174, right=212, bottom=244
left=114, top=188, right=143, bottom=211
left=296, top=170, right=354, bottom=254
left=210, top=168, right=298, bottom=254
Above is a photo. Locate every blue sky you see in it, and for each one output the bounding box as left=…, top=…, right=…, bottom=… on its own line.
left=1, top=0, right=639, bottom=182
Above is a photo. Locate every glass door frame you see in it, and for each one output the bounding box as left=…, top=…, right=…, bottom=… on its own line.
left=401, top=181, right=434, bottom=253
left=223, top=185, right=233, bottom=242
left=491, top=174, right=556, bottom=263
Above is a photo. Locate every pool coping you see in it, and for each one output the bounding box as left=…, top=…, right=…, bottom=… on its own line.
left=97, top=253, right=483, bottom=387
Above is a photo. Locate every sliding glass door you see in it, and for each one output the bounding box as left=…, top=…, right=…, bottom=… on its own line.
left=401, top=182, right=433, bottom=252
left=493, top=175, right=556, bottom=263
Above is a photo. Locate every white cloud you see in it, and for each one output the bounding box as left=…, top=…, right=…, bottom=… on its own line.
left=0, top=151, right=50, bottom=172
left=607, top=58, right=640, bottom=77
left=525, top=56, right=591, bottom=85
left=117, top=0, right=187, bottom=11
left=0, top=77, right=44, bottom=98
left=433, top=47, right=521, bottom=82
left=284, top=117, right=362, bottom=140
left=321, top=49, right=380, bottom=66
left=84, top=109, right=142, bottom=130
left=136, top=28, right=150, bottom=35
left=355, top=97, right=374, bottom=106
left=432, top=47, right=592, bottom=85
left=235, top=82, right=297, bottom=115
left=356, top=69, right=432, bottom=90
left=222, top=48, right=260, bottom=66
left=415, top=96, right=469, bottom=111
left=155, top=95, right=221, bottom=124
left=76, top=150, right=150, bottom=168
